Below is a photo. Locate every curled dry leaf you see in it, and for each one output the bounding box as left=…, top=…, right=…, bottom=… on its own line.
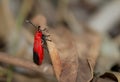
left=95, top=78, right=116, bottom=82
left=51, top=26, right=78, bottom=82
left=46, top=40, right=62, bottom=80
left=100, top=72, right=120, bottom=82
left=75, top=33, right=101, bottom=82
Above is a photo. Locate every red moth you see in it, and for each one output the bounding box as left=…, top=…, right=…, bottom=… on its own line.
left=26, top=20, right=51, bottom=65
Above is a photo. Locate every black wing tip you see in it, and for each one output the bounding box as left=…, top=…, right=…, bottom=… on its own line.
left=33, top=51, right=40, bottom=65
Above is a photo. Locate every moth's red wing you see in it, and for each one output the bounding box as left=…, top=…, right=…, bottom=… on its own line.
left=33, top=45, right=44, bottom=65
left=33, top=31, right=44, bottom=65
left=33, top=51, right=39, bottom=65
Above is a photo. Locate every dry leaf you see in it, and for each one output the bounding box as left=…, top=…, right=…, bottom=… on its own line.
left=51, top=26, right=78, bottom=82
left=96, top=78, right=115, bottom=82
left=75, top=33, right=101, bottom=82
left=100, top=72, right=120, bottom=82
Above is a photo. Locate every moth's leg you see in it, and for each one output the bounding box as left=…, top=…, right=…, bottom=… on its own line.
left=45, top=39, right=52, bottom=42
left=43, top=28, right=46, bottom=31
left=41, top=39, right=44, bottom=46
left=45, top=35, right=50, bottom=37
left=42, top=35, right=52, bottom=42
left=42, top=28, right=47, bottom=32
left=41, top=38, right=49, bottom=50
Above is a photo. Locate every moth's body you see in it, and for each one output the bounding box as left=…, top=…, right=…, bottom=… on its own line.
left=33, top=31, right=44, bottom=65
left=26, top=20, right=51, bottom=65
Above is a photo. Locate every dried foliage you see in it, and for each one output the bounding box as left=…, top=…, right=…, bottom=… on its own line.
left=0, top=0, right=120, bottom=82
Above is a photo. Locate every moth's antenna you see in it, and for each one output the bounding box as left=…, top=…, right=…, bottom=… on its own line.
left=26, top=20, right=37, bottom=28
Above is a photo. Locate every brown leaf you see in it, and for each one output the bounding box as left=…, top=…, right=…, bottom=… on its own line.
left=96, top=78, right=115, bottom=82
left=100, top=72, right=120, bottom=82
left=47, top=40, right=62, bottom=80
left=51, top=26, right=78, bottom=82
left=75, top=33, right=101, bottom=82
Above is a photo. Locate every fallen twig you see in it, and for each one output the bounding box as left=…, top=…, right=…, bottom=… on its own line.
left=0, top=52, right=54, bottom=76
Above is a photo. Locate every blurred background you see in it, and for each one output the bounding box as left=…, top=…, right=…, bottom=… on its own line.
left=0, top=0, right=120, bottom=82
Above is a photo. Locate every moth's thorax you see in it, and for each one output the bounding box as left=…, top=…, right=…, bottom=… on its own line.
left=34, top=31, right=42, bottom=40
